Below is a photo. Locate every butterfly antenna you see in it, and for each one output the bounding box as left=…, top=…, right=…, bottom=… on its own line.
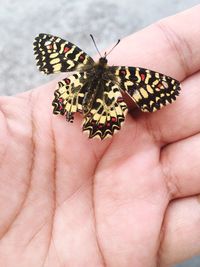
left=90, top=34, right=102, bottom=57
left=106, top=39, right=120, bottom=57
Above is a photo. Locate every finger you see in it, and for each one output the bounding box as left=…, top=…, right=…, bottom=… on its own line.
left=159, top=196, right=200, bottom=266
left=109, top=4, right=200, bottom=81
left=160, top=132, right=200, bottom=199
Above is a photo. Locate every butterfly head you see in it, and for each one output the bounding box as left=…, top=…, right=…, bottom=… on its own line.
left=99, top=57, right=108, bottom=66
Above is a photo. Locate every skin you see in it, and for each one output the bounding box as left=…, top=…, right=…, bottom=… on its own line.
left=0, top=5, right=200, bottom=267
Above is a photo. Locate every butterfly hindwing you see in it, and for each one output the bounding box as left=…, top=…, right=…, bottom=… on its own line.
left=52, top=72, right=89, bottom=122
left=33, top=33, right=94, bottom=74
left=82, top=80, right=128, bottom=139
left=112, top=66, right=181, bottom=112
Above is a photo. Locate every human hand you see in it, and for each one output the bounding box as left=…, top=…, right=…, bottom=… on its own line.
left=0, top=5, right=200, bottom=267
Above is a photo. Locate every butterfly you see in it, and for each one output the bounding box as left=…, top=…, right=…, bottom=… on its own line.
left=33, top=33, right=181, bottom=139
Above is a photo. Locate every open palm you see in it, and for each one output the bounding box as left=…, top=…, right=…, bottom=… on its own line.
left=0, top=6, right=200, bottom=267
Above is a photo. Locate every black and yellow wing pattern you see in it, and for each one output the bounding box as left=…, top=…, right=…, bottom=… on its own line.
left=112, top=66, right=181, bottom=112
left=82, top=80, right=127, bottom=139
left=52, top=72, right=89, bottom=122
left=33, top=33, right=94, bottom=74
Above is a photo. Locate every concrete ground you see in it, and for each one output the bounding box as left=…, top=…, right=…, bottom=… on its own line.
left=0, top=0, right=200, bottom=266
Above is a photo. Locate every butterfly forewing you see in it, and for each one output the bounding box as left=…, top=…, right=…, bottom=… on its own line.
left=33, top=33, right=94, bottom=74
left=82, top=80, right=127, bottom=139
left=111, top=66, right=181, bottom=112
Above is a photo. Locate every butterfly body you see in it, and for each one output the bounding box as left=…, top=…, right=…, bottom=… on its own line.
left=82, top=57, right=117, bottom=114
left=33, top=33, right=181, bottom=139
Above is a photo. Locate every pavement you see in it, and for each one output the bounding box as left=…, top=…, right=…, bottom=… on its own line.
left=0, top=0, right=200, bottom=266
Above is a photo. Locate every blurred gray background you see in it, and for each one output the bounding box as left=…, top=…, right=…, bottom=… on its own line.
left=0, top=0, right=200, bottom=96
left=0, top=0, right=200, bottom=266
